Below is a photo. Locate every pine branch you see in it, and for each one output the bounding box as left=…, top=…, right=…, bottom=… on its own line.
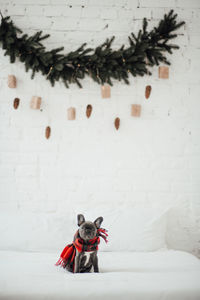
left=0, top=11, right=185, bottom=88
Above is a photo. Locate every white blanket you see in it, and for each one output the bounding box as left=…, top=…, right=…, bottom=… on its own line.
left=0, top=250, right=200, bottom=300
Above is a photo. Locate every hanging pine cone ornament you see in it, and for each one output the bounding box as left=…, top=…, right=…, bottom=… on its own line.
left=8, top=75, right=16, bottom=88
left=13, top=98, right=20, bottom=109
left=30, top=96, right=41, bottom=109
left=67, top=107, right=76, bottom=120
left=114, top=117, right=120, bottom=130
left=45, top=126, right=51, bottom=139
left=86, top=104, right=92, bottom=118
left=145, top=85, right=152, bottom=99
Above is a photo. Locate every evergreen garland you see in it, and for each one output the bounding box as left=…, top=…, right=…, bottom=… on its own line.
left=0, top=10, right=185, bottom=88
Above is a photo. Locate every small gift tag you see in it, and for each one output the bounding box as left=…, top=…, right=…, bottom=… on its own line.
left=13, top=98, right=20, bottom=109
left=101, top=85, right=111, bottom=98
left=45, top=126, right=51, bottom=139
left=114, top=117, right=120, bottom=130
left=30, top=96, right=42, bottom=109
left=131, top=104, right=141, bottom=117
left=86, top=104, right=92, bottom=118
left=67, top=107, right=76, bottom=120
left=8, top=75, right=17, bottom=88
left=158, top=66, right=169, bottom=79
left=145, top=85, right=152, bottom=99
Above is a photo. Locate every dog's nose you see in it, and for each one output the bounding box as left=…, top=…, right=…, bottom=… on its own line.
left=86, top=229, right=91, bottom=234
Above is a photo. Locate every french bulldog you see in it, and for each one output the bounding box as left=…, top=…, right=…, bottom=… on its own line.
left=74, top=214, right=103, bottom=273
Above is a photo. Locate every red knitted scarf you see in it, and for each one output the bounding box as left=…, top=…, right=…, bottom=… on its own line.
left=55, top=228, right=108, bottom=271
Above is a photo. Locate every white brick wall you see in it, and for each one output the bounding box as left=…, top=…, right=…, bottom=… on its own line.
left=0, top=0, right=200, bottom=256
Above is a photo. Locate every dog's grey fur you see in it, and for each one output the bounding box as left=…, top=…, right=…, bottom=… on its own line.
left=74, top=214, right=103, bottom=273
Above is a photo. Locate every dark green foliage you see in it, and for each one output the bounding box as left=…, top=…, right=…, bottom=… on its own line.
left=0, top=11, right=185, bottom=88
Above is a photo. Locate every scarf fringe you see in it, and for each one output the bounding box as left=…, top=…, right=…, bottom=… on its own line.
left=97, top=228, right=108, bottom=243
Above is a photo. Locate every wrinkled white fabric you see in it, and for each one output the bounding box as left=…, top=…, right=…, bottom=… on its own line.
left=0, top=250, right=200, bottom=300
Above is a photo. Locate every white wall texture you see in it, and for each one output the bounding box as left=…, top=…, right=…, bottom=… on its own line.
left=0, top=0, right=200, bottom=256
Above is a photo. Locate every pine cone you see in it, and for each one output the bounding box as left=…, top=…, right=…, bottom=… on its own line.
left=86, top=104, right=92, bottom=118
left=114, top=117, right=120, bottom=130
left=145, top=85, right=151, bottom=99
left=13, top=98, right=20, bottom=109
left=45, top=126, right=51, bottom=139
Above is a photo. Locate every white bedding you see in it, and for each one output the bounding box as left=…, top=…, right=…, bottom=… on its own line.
left=0, top=250, right=200, bottom=300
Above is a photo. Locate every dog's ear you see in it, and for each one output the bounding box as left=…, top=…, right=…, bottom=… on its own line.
left=94, top=216, right=103, bottom=229
left=77, top=214, right=85, bottom=226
